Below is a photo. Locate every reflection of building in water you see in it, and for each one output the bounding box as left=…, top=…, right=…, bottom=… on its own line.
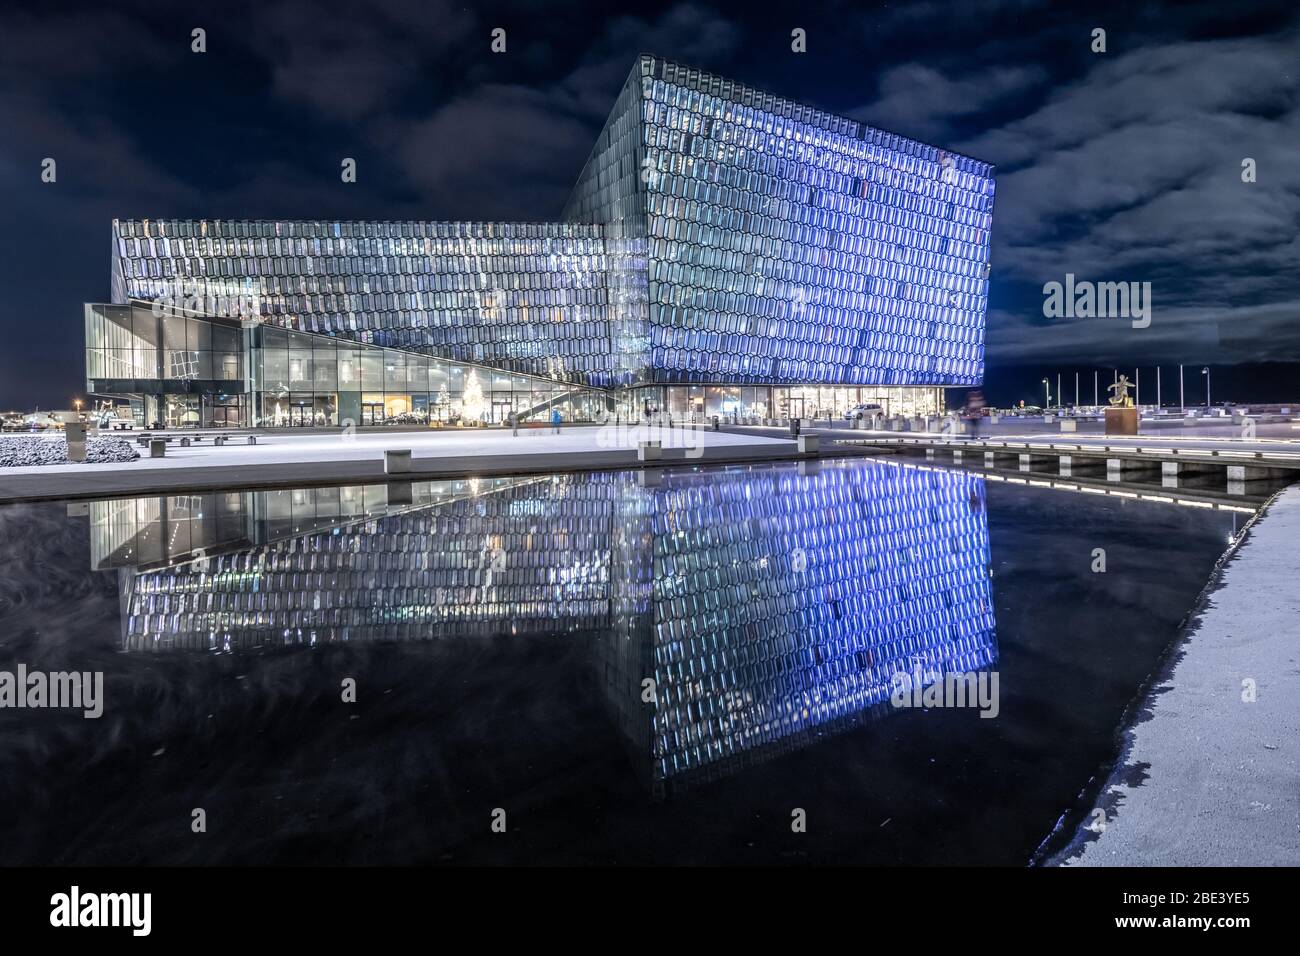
left=96, top=476, right=618, bottom=648
left=638, top=464, right=995, bottom=791
left=93, top=461, right=994, bottom=788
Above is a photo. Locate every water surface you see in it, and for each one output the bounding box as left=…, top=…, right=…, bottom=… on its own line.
left=0, top=458, right=1244, bottom=864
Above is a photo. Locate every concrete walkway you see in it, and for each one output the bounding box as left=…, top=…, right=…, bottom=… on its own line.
left=0, top=425, right=799, bottom=503
left=1051, top=484, right=1300, bottom=866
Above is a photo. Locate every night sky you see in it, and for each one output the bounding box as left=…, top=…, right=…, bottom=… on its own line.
left=1, top=0, right=1297, bottom=410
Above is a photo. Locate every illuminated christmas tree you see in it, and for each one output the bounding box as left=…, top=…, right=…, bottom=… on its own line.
left=460, top=369, right=485, bottom=424
left=436, top=382, right=449, bottom=420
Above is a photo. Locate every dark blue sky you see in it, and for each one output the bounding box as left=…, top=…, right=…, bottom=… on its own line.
left=1, top=0, right=1297, bottom=408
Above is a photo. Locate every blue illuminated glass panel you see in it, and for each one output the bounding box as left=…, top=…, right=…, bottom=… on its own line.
left=634, top=56, right=995, bottom=386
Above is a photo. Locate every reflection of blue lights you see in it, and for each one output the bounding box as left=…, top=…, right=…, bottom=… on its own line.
left=644, top=463, right=997, bottom=782
left=110, top=462, right=995, bottom=792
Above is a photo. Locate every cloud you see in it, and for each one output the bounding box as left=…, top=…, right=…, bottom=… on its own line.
left=377, top=3, right=744, bottom=218
left=851, top=62, right=1048, bottom=144
left=960, top=30, right=1300, bottom=365
left=0, top=6, right=181, bottom=81
left=385, top=85, right=597, bottom=220
left=244, top=0, right=475, bottom=121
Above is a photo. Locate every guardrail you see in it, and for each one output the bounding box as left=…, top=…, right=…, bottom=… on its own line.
left=833, top=434, right=1300, bottom=483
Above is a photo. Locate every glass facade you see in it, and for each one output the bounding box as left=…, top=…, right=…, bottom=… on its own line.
left=631, top=383, right=942, bottom=421
left=86, top=57, right=993, bottom=422
left=563, top=55, right=994, bottom=387
left=110, top=219, right=615, bottom=387
left=85, top=303, right=246, bottom=427
left=86, top=302, right=607, bottom=428
left=250, top=323, right=605, bottom=427
left=95, top=461, right=996, bottom=789
left=563, top=62, right=651, bottom=388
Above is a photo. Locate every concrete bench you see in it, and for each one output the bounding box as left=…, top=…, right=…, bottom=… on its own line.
left=149, top=439, right=166, bottom=458
left=637, top=440, right=662, bottom=462
left=797, top=435, right=819, bottom=453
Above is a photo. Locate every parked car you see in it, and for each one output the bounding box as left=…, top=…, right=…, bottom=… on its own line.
left=844, top=403, right=884, bottom=421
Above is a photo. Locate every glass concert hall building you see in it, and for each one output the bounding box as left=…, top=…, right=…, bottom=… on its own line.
left=84, top=55, right=995, bottom=429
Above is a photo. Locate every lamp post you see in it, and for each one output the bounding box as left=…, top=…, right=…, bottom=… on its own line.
left=1202, top=367, right=1211, bottom=410
left=1041, top=377, right=1051, bottom=410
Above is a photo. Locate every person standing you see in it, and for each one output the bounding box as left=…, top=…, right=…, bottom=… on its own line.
left=508, top=410, right=518, bottom=437
left=964, top=389, right=986, bottom=440
left=551, top=407, right=562, bottom=434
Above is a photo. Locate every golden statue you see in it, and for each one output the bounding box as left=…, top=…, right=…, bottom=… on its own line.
left=1107, top=375, right=1135, bottom=408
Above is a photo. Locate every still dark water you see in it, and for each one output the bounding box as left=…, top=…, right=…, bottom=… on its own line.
left=0, top=458, right=1245, bottom=865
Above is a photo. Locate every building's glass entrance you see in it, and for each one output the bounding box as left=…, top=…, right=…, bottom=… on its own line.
left=631, top=385, right=945, bottom=422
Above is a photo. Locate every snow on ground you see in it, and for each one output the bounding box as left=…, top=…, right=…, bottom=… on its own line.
left=1056, top=484, right=1300, bottom=866
left=0, top=434, right=139, bottom=467
left=0, top=424, right=787, bottom=475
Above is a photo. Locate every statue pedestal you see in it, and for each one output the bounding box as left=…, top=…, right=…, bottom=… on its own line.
left=1105, top=406, right=1139, bottom=436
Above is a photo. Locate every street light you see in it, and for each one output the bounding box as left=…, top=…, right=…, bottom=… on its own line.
left=1041, top=377, right=1051, bottom=410
left=1202, top=366, right=1211, bottom=410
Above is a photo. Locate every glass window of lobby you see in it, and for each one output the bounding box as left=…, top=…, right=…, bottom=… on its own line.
left=84, top=55, right=995, bottom=429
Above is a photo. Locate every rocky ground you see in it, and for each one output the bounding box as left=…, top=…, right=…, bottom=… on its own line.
left=0, top=435, right=140, bottom=467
